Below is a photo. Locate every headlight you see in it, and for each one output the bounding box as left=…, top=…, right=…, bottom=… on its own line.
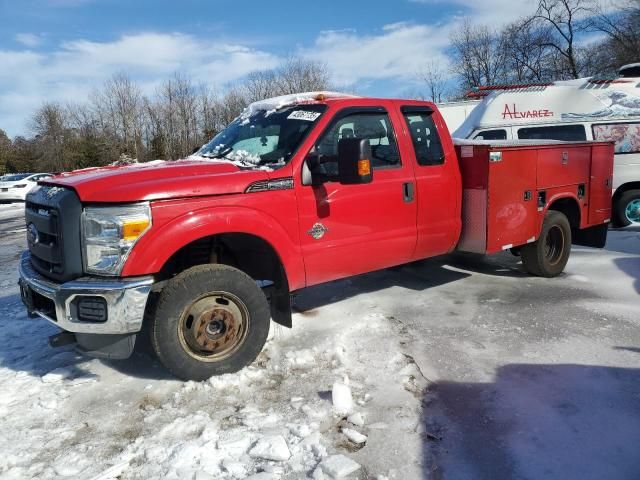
left=81, top=203, right=152, bottom=276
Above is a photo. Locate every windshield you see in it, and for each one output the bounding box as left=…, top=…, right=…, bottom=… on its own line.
left=197, top=104, right=327, bottom=169
left=2, top=174, right=31, bottom=182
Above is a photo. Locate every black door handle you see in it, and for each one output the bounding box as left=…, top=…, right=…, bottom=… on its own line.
left=403, top=182, right=415, bottom=203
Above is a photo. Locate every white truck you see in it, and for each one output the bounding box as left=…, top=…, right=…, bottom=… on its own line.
left=435, top=100, right=481, bottom=134
left=452, top=64, right=640, bottom=227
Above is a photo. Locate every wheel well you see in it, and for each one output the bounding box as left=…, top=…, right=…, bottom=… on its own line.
left=156, top=233, right=292, bottom=327
left=548, top=197, right=580, bottom=228
left=613, top=182, right=640, bottom=202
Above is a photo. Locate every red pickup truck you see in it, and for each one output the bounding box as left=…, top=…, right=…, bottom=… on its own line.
left=18, top=93, right=614, bottom=380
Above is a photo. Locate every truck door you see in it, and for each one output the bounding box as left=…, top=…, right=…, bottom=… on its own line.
left=398, top=105, right=461, bottom=258
left=295, top=105, right=418, bottom=287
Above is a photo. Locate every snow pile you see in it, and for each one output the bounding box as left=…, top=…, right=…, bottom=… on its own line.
left=318, top=454, right=361, bottom=478
left=341, top=428, right=367, bottom=445
left=332, top=380, right=354, bottom=415
left=109, top=153, right=137, bottom=166
left=249, top=435, right=291, bottom=461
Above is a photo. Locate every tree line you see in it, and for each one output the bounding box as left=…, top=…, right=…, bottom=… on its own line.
left=421, top=0, right=639, bottom=101
left=0, top=57, right=331, bottom=173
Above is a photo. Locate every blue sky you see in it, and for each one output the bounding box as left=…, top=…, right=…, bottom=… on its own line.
left=0, top=0, right=538, bottom=137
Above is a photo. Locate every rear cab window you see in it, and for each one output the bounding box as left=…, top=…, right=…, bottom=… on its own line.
left=517, top=124, right=587, bottom=141
left=474, top=129, right=507, bottom=140
left=401, top=106, right=445, bottom=166
left=592, top=123, right=640, bottom=154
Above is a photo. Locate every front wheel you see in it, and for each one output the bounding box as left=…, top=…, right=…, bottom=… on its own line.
left=612, top=189, right=640, bottom=228
left=521, top=211, right=571, bottom=278
left=151, top=264, right=271, bottom=381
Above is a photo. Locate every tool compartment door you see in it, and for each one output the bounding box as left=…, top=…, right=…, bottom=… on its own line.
left=537, top=146, right=590, bottom=188
left=486, top=148, right=538, bottom=253
left=588, top=143, right=614, bottom=225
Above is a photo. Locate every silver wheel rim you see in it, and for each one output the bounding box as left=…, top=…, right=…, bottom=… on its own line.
left=177, top=291, right=250, bottom=362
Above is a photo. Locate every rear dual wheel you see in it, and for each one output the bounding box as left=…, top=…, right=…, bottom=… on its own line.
left=521, top=210, right=571, bottom=278
left=151, top=264, right=270, bottom=381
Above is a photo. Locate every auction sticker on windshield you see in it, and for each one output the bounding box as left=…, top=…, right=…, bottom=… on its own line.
left=288, top=110, right=322, bottom=121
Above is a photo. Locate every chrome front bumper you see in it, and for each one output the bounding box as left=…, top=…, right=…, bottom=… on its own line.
left=18, top=251, right=154, bottom=334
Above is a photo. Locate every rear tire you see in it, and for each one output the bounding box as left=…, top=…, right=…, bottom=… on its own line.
left=521, top=211, right=571, bottom=277
left=151, top=264, right=271, bottom=381
left=612, top=189, right=640, bottom=228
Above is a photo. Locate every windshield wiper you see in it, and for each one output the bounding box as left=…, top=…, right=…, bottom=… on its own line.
left=202, top=145, right=233, bottom=159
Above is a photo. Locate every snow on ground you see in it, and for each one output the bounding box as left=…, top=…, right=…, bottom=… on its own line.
left=0, top=203, right=639, bottom=479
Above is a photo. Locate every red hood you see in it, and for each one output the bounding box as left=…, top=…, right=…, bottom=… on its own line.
left=44, top=159, right=273, bottom=203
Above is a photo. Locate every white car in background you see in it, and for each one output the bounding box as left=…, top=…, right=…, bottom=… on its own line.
left=0, top=173, right=52, bottom=202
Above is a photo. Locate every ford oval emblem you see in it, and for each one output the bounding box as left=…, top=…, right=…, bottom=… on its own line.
left=27, top=223, right=39, bottom=246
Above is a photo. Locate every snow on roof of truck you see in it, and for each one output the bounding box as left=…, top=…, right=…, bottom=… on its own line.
left=241, top=91, right=359, bottom=119
left=453, top=74, right=640, bottom=138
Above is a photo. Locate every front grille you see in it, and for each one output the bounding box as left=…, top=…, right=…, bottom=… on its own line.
left=25, top=185, right=83, bottom=282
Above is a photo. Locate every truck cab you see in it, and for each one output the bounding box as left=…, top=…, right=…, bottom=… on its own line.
left=18, top=93, right=614, bottom=381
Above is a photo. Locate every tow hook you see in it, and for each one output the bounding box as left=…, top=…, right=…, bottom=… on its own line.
left=49, top=331, right=76, bottom=348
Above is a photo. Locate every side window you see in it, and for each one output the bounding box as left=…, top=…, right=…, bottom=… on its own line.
left=401, top=110, right=445, bottom=166
left=517, top=124, right=586, bottom=141
left=474, top=129, right=507, bottom=140
left=592, top=123, right=640, bottom=154
left=315, top=111, right=400, bottom=173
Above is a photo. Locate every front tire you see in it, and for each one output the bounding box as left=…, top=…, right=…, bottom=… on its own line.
left=612, top=189, right=640, bottom=228
left=521, top=210, right=571, bottom=277
left=151, top=264, right=271, bottom=381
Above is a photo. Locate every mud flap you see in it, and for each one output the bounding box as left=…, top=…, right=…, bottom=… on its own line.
left=270, top=291, right=293, bottom=328
left=572, top=224, right=608, bottom=248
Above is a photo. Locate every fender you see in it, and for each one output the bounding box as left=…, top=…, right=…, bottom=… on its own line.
left=543, top=191, right=583, bottom=228
left=121, top=205, right=306, bottom=291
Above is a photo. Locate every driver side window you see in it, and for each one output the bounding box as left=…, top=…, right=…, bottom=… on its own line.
left=314, top=111, right=400, bottom=177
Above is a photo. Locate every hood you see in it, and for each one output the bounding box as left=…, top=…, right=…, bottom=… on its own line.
left=44, top=159, right=274, bottom=203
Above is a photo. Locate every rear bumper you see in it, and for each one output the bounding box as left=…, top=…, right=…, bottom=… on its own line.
left=18, top=251, right=154, bottom=335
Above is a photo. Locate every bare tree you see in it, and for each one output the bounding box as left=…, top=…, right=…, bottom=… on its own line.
left=0, top=129, right=11, bottom=173
left=91, top=73, right=145, bottom=159
left=214, top=87, right=248, bottom=128
left=451, top=20, right=508, bottom=90
left=529, top=0, right=596, bottom=79
left=502, top=18, right=554, bottom=82
left=149, top=73, right=201, bottom=159
left=592, top=0, right=640, bottom=72
left=30, top=102, right=69, bottom=171
left=275, top=57, right=332, bottom=94
left=66, top=102, right=120, bottom=167
left=417, top=60, right=449, bottom=102
left=242, top=70, right=280, bottom=103
left=197, top=84, right=220, bottom=140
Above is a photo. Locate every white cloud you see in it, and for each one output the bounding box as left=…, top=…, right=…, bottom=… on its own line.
left=301, top=22, right=452, bottom=87
left=0, top=33, right=281, bottom=137
left=15, top=33, right=43, bottom=48
left=409, top=0, right=541, bottom=25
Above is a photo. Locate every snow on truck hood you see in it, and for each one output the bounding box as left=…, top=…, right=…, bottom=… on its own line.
left=44, top=158, right=273, bottom=203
